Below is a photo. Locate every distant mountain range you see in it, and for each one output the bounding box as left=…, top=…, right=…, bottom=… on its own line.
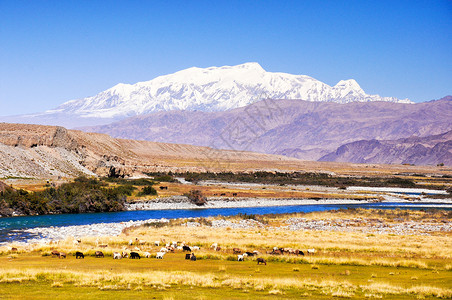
left=82, top=96, right=452, bottom=164
left=320, top=130, right=452, bottom=166
left=0, top=63, right=410, bottom=128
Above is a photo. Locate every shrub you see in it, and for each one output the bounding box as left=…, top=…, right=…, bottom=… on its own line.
left=138, top=186, right=157, bottom=196
left=144, top=221, right=168, bottom=228
left=184, top=190, right=207, bottom=206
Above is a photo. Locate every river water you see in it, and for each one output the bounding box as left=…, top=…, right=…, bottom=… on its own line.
left=1, top=202, right=451, bottom=244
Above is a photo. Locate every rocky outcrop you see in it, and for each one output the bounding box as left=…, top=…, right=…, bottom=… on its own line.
left=0, top=181, right=12, bottom=192
left=0, top=123, right=77, bottom=150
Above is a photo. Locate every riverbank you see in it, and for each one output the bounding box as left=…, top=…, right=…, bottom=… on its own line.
left=14, top=218, right=170, bottom=246
left=127, top=192, right=452, bottom=211
left=126, top=196, right=383, bottom=210
left=2, top=201, right=452, bottom=247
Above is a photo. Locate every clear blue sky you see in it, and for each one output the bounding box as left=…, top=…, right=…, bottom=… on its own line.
left=1, top=0, right=451, bottom=115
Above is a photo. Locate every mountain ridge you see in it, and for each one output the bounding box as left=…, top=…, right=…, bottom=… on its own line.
left=0, top=63, right=411, bottom=128
left=51, top=62, right=412, bottom=118
left=81, top=96, right=452, bottom=163
left=320, top=130, right=452, bottom=166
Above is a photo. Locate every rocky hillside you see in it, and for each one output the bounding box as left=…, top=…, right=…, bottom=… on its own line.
left=82, top=96, right=452, bottom=162
left=0, top=123, right=303, bottom=178
left=320, top=130, right=452, bottom=166
left=0, top=181, right=12, bottom=193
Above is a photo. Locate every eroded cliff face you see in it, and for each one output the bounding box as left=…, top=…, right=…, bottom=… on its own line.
left=0, top=124, right=77, bottom=149
left=0, top=123, right=130, bottom=178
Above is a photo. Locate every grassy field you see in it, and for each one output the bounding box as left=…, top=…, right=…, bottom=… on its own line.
left=0, top=209, right=451, bottom=299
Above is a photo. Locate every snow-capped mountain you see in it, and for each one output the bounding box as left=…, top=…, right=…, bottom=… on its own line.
left=47, top=62, right=411, bottom=119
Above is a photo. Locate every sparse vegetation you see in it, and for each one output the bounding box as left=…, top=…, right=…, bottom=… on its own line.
left=179, top=171, right=429, bottom=189
left=103, top=177, right=156, bottom=186
left=143, top=172, right=179, bottom=183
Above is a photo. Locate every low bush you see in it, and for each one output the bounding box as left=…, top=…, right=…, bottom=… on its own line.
left=138, top=186, right=157, bottom=196
left=184, top=190, right=207, bottom=206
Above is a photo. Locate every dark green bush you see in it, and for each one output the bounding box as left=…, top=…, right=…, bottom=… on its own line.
left=138, top=186, right=157, bottom=196
left=0, top=176, right=129, bottom=217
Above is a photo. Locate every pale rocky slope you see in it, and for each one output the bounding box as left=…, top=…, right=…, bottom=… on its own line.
left=0, top=123, right=302, bottom=178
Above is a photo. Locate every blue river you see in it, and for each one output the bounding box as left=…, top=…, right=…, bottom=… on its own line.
left=0, top=202, right=451, bottom=244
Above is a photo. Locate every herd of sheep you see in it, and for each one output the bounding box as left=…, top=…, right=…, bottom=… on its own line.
left=48, top=238, right=316, bottom=265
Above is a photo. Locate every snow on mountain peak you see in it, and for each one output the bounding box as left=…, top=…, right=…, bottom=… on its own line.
left=335, top=79, right=362, bottom=90
left=233, top=62, right=265, bottom=70
left=52, top=63, right=411, bottom=119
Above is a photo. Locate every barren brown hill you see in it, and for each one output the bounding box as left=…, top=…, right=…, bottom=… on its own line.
left=0, top=122, right=303, bottom=178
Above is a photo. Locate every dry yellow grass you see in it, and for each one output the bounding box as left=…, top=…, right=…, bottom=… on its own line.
left=0, top=268, right=450, bottom=298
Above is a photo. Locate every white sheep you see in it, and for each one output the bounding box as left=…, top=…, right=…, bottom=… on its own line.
left=113, top=252, right=122, bottom=259
left=192, top=246, right=200, bottom=251
left=143, top=251, right=151, bottom=258
left=154, top=241, right=160, bottom=246
left=160, top=247, right=168, bottom=253
left=156, top=252, right=165, bottom=259
left=307, top=248, right=316, bottom=254
left=237, top=255, right=244, bottom=261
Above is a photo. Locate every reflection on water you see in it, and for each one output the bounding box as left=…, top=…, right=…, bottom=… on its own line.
left=0, top=202, right=450, bottom=244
